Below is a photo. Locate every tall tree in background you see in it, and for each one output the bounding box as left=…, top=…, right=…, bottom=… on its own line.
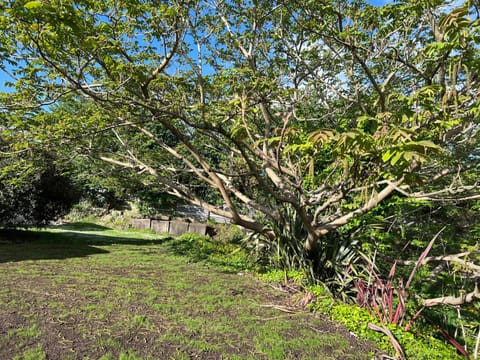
left=0, top=0, right=479, bottom=269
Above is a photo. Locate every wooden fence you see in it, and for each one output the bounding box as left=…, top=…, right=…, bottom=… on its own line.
left=129, top=218, right=208, bottom=236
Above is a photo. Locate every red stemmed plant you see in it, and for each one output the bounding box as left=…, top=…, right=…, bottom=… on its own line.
left=353, top=227, right=444, bottom=328
left=351, top=228, right=468, bottom=358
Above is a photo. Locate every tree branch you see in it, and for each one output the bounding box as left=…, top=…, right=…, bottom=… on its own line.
left=97, top=153, right=267, bottom=233
left=398, top=251, right=480, bottom=275
left=424, top=285, right=480, bottom=307
left=315, top=179, right=404, bottom=235
left=141, top=22, right=182, bottom=97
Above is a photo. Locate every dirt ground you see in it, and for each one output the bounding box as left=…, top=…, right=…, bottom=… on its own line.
left=0, top=227, right=383, bottom=360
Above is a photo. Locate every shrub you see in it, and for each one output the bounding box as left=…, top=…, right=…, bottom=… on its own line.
left=166, top=232, right=252, bottom=272
left=210, top=224, right=246, bottom=243
left=310, top=298, right=463, bottom=360
left=0, top=163, right=81, bottom=227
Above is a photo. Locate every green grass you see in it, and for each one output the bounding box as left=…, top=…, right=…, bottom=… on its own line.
left=0, top=222, right=381, bottom=359
left=8, top=324, right=41, bottom=339
left=12, top=344, right=46, bottom=360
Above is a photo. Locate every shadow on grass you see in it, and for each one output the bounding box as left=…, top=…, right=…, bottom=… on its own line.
left=53, top=222, right=112, bottom=231
left=0, top=227, right=171, bottom=264
left=0, top=223, right=248, bottom=273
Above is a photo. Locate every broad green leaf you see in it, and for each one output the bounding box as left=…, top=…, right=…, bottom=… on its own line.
left=382, top=150, right=393, bottom=163
left=24, top=1, right=42, bottom=9
left=390, top=151, right=403, bottom=166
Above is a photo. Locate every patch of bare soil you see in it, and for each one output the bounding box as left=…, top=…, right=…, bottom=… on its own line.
left=0, top=233, right=383, bottom=360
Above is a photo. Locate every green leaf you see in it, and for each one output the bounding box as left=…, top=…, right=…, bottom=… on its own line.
left=390, top=151, right=403, bottom=166
left=24, top=1, right=42, bottom=9
left=415, top=140, right=440, bottom=150
left=382, top=150, right=393, bottom=163
left=402, top=151, right=416, bottom=161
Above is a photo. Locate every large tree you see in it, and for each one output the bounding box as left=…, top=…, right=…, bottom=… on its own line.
left=0, top=0, right=479, bottom=267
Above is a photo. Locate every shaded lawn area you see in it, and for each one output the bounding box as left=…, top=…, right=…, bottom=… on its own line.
left=0, top=224, right=380, bottom=360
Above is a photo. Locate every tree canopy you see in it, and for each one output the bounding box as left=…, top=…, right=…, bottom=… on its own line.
left=1, top=0, right=479, bottom=260
left=1, top=0, right=480, bottom=354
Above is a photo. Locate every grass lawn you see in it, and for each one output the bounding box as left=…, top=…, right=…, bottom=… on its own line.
left=0, top=223, right=380, bottom=359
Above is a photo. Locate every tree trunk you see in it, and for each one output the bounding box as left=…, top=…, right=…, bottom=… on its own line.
left=305, top=232, right=321, bottom=269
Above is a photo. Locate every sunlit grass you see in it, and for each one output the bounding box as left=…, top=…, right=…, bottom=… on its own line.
left=0, top=222, right=379, bottom=359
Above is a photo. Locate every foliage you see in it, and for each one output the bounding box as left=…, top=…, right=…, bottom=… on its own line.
left=259, top=269, right=310, bottom=287
left=1, top=0, right=480, bottom=354
left=0, top=157, right=81, bottom=227
left=72, top=157, right=172, bottom=216
left=1, top=0, right=478, bottom=267
left=134, top=188, right=177, bottom=217
left=348, top=195, right=480, bottom=354
left=164, top=232, right=253, bottom=272
left=241, top=205, right=314, bottom=275
left=210, top=223, right=245, bottom=244
left=65, top=200, right=108, bottom=222
left=353, top=229, right=440, bottom=329
left=311, top=297, right=463, bottom=360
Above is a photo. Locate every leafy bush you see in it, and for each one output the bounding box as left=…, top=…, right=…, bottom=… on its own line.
left=352, top=230, right=440, bottom=329
left=66, top=200, right=106, bottom=222
left=259, top=269, right=310, bottom=287
left=165, top=233, right=252, bottom=272
left=0, top=163, right=81, bottom=227
left=240, top=205, right=317, bottom=278
left=310, top=298, right=463, bottom=360
left=210, top=224, right=246, bottom=244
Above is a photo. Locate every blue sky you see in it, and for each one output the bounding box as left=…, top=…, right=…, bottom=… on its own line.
left=369, top=0, right=391, bottom=5
left=0, top=0, right=392, bottom=93
left=0, top=68, right=14, bottom=92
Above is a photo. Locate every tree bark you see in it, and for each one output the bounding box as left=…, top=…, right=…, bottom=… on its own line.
left=424, top=286, right=480, bottom=307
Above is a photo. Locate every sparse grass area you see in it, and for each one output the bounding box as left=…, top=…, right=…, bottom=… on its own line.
left=0, top=223, right=381, bottom=359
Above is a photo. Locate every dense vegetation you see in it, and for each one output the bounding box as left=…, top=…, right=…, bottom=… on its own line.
left=0, top=154, right=81, bottom=226
left=0, top=0, right=479, bottom=357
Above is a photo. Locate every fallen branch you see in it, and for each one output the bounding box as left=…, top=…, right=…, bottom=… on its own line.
left=308, top=325, right=328, bottom=334
left=424, top=285, right=480, bottom=307
left=397, top=251, right=480, bottom=275
left=259, top=304, right=299, bottom=314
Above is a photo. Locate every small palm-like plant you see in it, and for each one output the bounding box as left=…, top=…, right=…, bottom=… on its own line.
left=351, top=228, right=470, bottom=358
left=242, top=204, right=366, bottom=289
left=353, top=228, right=443, bottom=328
